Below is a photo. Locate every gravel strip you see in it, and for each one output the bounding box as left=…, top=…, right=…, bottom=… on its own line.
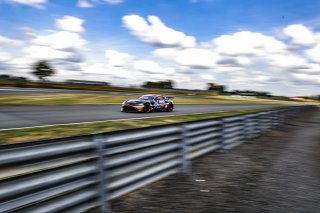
left=111, top=109, right=320, bottom=213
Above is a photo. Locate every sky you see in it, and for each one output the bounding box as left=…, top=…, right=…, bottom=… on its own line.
left=0, top=0, right=320, bottom=96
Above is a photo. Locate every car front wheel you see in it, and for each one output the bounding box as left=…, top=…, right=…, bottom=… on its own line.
left=166, top=104, right=174, bottom=112
left=143, top=104, right=151, bottom=113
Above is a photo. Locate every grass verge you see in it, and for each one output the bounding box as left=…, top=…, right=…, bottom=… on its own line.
left=0, top=80, right=213, bottom=96
left=0, top=106, right=289, bottom=145
left=0, top=94, right=295, bottom=105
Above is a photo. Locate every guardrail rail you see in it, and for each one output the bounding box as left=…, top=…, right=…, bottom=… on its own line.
left=0, top=105, right=315, bottom=213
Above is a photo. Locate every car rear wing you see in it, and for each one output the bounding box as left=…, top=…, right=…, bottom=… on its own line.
left=166, top=96, right=174, bottom=100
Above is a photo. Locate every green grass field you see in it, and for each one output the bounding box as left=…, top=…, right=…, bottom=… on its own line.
left=0, top=80, right=213, bottom=96
left=0, top=94, right=298, bottom=105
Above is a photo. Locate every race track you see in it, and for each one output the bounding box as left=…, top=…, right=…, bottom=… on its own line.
left=0, top=104, right=284, bottom=129
left=0, top=87, right=132, bottom=95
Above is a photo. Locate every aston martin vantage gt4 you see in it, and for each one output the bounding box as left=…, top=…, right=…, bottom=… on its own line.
left=121, top=94, right=174, bottom=113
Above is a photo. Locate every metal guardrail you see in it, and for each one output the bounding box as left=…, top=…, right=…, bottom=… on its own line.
left=0, top=105, right=315, bottom=213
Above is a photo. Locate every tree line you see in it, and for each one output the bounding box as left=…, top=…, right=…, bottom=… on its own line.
left=2, top=60, right=317, bottom=100
left=27, top=60, right=227, bottom=93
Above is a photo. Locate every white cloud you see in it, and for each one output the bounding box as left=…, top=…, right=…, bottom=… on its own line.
left=0, top=51, right=11, bottom=61
left=283, top=24, right=317, bottom=46
left=77, top=0, right=124, bottom=7
left=81, top=63, right=107, bottom=75
left=175, top=48, right=219, bottom=68
left=77, top=0, right=93, bottom=8
left=4, top=16, right=89, bottom=74
left=30, top=31, right=86, bottom=50
left=105, top=50, right=132, bottom=67
left=235, top=56, right=252, bottom=66
left=174, top=75, right=192, bottom=83
left=305, top=44, right=320, bottom=62
left=266, top=54, right=307, bottom=68
left=24, top=16, right=86, bottom=65
left=1, top=12, right=319, bottom=95
left=154, top=48, right=219, bottom=69
left=153, top=48, right=178, bottom=59
left=212, top=31, right=286, bottom=56
left=292, top=73, right=320, bottom=84
left=123, top=15, right=196, bottom=48
left=294, top=63, right=320, bottom=74
left=148, top=23, right=317, bottom=93
left=214, top=67, right=245, bottom=72
left=0, top=35, right=22, bottom=46
left=81, top=56, right=176, bottom=84
left=289, top=62, right=320, bottom=86
left=152, top=31, right=296, bottom=74
left=55, top=16, right=85, bottom=33
left=0, top=51, right=12, bottom=70
left=23, top=45, right=72, bottom=60
left=200, top=74, right=215, bottom=80
left=81, top=63, right=133, bottom=78
left=8, top=57, right=36, bottom=70
left=154, top=29, right=297, bottom=73
left=133, top=60, right=175, bottom=74
left=227, top=72, right=276, bottom=87
left=4, top=0, right=46, bottom=8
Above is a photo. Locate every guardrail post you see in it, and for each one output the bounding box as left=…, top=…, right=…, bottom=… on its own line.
left=264, top=111, right=272, bottom=130
left=243, top=114, right=252, bottom=140
left=275, top=110, right=281, bottom=126
left=94, top=135, right=110, bottom=213
left=239, top=115, right=247, bottom=142
left=220, top=118, right=227, bottom=150
left=180, top=125, right=191, bottom=173
left=222, top=116, right=247, bottom=150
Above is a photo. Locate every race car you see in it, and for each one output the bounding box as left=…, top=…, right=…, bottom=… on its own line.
left=121, top=94, right=174, bottom=113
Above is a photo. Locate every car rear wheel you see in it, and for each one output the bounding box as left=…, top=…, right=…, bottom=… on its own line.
left=166, top=104, right=174, bottom=112
left=143, top=104, right=151, bottom=113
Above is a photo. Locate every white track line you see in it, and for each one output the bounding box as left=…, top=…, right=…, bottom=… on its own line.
left=0, top=111, right=223, bottom=131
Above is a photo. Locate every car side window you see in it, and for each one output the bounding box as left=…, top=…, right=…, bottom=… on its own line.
left=157, top=96, right=165, bottom=104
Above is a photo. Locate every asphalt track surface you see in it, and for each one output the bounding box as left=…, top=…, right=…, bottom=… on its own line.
left=0, top=104, right=284, bottom=129
left=0, top=87, right=135, bottom=95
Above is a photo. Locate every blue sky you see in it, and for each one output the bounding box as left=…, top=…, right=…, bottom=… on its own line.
left=0, top=0, right=320, bottom=96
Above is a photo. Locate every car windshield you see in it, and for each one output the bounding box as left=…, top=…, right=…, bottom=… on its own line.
left=139, top=96, right=154, bottom=100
